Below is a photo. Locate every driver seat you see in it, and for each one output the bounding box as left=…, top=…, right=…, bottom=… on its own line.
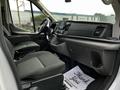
left=2, top=26, right=40, bottom=57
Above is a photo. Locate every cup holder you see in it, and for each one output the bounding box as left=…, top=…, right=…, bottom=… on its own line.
left=51, top=37, right=64, bottom=46
left=50, top=37, right=69, bottom=56
left=91, top=51, right=103, bottom=68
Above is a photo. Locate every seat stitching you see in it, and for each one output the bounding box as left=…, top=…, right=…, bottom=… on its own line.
left=37, top=56, right=46, bottom=67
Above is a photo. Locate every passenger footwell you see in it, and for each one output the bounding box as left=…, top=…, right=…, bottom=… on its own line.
left=64, top=66, right=95, bottom=90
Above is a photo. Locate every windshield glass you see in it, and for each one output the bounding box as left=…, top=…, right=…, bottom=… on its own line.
left=41, top=0, right=115, bottom=24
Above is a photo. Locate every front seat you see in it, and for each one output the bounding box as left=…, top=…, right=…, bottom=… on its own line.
left=4, top=35, right=65, bottom=90
left=5, top=37, right=65, bottom=79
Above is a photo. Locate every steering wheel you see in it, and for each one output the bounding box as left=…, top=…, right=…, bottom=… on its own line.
left=38, top=18, right=51, bottom=33
left=38, top=18, right=52, bottom=41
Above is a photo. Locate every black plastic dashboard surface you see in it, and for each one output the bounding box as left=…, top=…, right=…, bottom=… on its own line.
left=55, top=21, right=113, bottom=38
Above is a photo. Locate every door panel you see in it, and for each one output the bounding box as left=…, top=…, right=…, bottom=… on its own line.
left=9, top=24, right=47, bottom=49
left=9, top=24, right=37, bottom=35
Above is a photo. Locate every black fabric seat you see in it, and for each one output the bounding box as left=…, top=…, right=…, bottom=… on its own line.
left=17, top=51, right=65, bottom=80
left=3, top=26, right=40, bottom=54
left=5, top=35, right=65, bottom=80
left=14, top=41, right=39, bottom=51
left=14, top=41, right=40, bottom=58
left=0, top=2, right=65, bottom=88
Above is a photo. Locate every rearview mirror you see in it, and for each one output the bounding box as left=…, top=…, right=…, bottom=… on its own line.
left=65, top=0, right=71, bottom=3
left=102, top=0, right=113, bottom=5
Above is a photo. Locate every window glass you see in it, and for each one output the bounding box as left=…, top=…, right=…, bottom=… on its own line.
left=32, top=4, right=47, bottom=31
left=41, top=0, right=115, bottom=24
left=9, top=0, right=46, bottom=32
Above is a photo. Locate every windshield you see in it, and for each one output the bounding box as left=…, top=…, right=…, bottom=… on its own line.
left=41, top=0, right=115, bottom=24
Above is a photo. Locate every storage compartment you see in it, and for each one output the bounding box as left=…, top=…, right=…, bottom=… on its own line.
left=90, top=50, right=116, bottom=75
left=91, top=51, right=103, bottom=68
left=50, top=37, right=70, bottom=56
left=62, top=37, right=120, bottom=75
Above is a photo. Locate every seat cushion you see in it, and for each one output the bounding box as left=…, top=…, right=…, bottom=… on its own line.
left=17, top=51, right=65, bottom=80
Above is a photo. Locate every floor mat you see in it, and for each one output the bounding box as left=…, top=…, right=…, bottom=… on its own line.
left=64, top=66, right=95, bottom=90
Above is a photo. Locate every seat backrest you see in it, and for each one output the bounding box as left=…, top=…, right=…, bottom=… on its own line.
left=2, top=25, right=11, bottom=36
left=0, top=1, right=21, bottom=89
left=4, top=37, right=15, bottom=58
left=1, top=25, right=15, bottom=58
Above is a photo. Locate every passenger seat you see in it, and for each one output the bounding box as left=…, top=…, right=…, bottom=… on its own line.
left=4, top=35, right=65, bottom=90
left=5, top=37, right=65, bottom=78
left=17, top=51, right=65, bottom=80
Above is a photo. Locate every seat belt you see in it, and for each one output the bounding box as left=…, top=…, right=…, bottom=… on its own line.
left=112, top=0, right=120, bottom=39
left=112, top=19, right=120, bottom=39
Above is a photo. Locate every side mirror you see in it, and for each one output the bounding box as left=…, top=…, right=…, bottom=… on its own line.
left=65, top=0, right=71, bottom=3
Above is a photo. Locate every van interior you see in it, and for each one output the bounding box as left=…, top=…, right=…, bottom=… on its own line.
left=0, top=0, right=120, bottom=90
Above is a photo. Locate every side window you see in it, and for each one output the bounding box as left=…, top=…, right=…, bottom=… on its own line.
left=9, top=0, right=46, bottom=33
left=32, top=4, right=47, bottom=31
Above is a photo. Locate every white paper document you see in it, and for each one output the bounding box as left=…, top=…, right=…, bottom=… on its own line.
left=64, top=66, right=95, bottom=90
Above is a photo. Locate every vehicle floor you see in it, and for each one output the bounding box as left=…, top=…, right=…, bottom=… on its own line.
left=29, top=54, right=107, bottom=90
left=59, top=55, right=107, bottom=90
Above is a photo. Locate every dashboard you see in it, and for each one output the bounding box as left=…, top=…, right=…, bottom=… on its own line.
left=54, top=21, right=113, bottom=39
left=50, top=21, right=120, bottom=76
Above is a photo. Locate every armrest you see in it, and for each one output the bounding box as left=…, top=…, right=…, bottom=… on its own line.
left=15, top=41, right=40, bottom=53
left=14, top=41, right=40, bottom=59
left=8, top=35, right=32, bottom=45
